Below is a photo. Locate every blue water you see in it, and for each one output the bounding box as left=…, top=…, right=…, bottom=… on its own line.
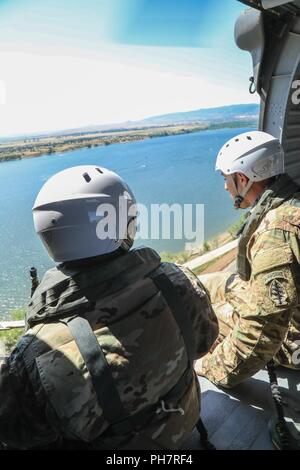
left=0, top=128, right=248, bottom=317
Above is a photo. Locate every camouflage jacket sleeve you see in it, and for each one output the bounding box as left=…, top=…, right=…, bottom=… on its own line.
left=0, top=337, right=59, bottom=449
left=165, top=263, right=219, bottom=360
left=200, top=229, right=298, bottom=388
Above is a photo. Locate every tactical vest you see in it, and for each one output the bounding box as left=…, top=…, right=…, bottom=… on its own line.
left=23, top=248, right=202, bottom=450
left=238, top=174, right=300, bottom=281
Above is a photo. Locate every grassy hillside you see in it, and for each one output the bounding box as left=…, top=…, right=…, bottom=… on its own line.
left=0, top=120, right=257, bottom=163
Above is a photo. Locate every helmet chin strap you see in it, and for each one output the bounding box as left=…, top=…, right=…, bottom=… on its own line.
left=227, top=174, right=253, bottom=210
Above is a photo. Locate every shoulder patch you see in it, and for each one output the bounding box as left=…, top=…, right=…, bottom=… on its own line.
left=264, top=271, right=289, bottom=285
left=269, top=279, right=288, bottom=307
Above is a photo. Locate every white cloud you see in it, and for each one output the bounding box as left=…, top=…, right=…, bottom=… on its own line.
left=0, top=50, right=258, bottom=136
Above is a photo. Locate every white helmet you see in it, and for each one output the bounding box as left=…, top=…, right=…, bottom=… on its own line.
left=216, top=131, right=284, bottom=208
left=33, top=166, right=137, bottom=263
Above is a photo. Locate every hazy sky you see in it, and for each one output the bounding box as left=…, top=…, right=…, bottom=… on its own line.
left=0, top=0, right=259, bottom=136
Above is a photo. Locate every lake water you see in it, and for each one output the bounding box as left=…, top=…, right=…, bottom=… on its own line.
left=0, top=127, right=249, bottom=318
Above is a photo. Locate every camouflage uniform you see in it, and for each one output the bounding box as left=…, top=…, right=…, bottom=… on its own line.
left=0, top=246, right=218, bottom=449
left=195, top=174, right=300, bottom=389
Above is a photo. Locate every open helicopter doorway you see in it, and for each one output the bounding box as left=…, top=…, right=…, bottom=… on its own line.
left=182, top=0, right=300, bottom=450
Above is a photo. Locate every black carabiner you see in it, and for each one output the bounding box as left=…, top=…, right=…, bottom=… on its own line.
left=249, top=76, right=256, bottom=95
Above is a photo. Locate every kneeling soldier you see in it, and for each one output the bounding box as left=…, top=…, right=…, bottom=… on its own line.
left=195, top=131, right=300, bottom=389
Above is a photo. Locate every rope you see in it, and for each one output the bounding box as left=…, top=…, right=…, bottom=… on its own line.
left=266, top=360, right=298, bottom=450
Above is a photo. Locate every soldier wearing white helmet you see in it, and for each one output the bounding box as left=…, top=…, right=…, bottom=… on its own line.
left=195, top=130, right=300, bottom=391
left=215, top=131, right=284, bottom=209
left=0, top=165, right=218, bottom=450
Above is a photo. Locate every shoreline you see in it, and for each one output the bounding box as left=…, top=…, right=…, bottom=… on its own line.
left=160, top=212, right=246, bottom=270
left=0, top=120, right=257, bottom=163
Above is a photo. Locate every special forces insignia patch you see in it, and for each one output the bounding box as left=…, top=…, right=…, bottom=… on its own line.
left=269, top=279, right=288, bottom=307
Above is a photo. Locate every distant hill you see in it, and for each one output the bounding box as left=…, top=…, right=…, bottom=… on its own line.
left=139, top=104, right=260, bottom=126
left=1, top=104, right=259, bottom=141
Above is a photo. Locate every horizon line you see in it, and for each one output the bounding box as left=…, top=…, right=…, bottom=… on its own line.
left=0, top=102, right=259, bottom=141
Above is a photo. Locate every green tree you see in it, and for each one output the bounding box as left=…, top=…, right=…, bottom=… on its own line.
left=0, top=308, right=25, bottom=353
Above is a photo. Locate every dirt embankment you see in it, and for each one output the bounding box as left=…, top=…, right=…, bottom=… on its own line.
left=200, top=248, right=237, bottom=274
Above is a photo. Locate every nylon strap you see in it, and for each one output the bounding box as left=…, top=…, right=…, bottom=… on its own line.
left=150, top=270, right=195, bottom=365
left=67, top=315, right=130, bottom=428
